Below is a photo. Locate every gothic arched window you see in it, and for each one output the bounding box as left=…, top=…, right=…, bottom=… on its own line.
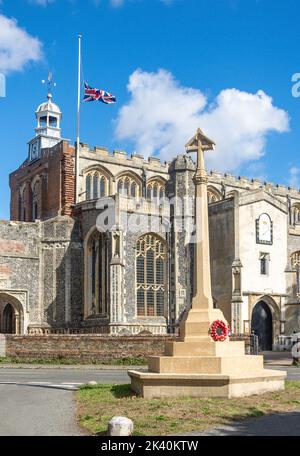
left=85, top=170, right=109, bottom=201
left=93, top=174, right=99, bottom=199
left=117, top=175, right=141, bottom=198
left=207, top=187, right=222, bottom=204
left=86, top=231, right=109, bottom=316
left=146, top=179, right=166, bottom=203
left=136, top=233, right=167, bottom=317
left=124, top=177, right=130, bottom=196
left=291, top=251, right=300, bottom=295
left=292, top=204, right=300, bottom=225
left=86, top=174, right=92, bottom=200
left=117, top=180, right=123, bottom=194
left=131, top=181, right=137, bottom=198
left=100, top=176, right=106, bottom=197
left=146, top=186, right=152, bottom=200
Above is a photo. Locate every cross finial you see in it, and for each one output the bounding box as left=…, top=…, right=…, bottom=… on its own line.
left=185, top=128, right=215, bottom=173
left=42, top=72, right=57, bottom=101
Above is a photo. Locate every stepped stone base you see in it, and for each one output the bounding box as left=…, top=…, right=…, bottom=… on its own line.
left=129, top=308, right=287, bottom=399
left=128, top=369, right=286, bottom=399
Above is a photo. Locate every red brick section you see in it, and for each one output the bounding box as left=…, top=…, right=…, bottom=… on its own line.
left=0, top=240, right=25, bottom=254
left=10, top=140, right=75, bottom=221
left=60, top=141, right=76, bottom=216
left=0, top=264, right=12, bottom=276
left=5, top=335, right=178, bottom=362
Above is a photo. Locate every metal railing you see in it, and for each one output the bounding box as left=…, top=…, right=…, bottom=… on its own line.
left=249, top=332, right=259, bottom=355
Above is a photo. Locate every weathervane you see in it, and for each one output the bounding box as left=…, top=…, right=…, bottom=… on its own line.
left=42, top=72, right=57, bottom=100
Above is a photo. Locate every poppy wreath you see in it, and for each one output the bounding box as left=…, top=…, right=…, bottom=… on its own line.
left=209, top=320, right=230, bottom=342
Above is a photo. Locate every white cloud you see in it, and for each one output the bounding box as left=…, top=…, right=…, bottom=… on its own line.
left=289, top=166, right=300, bottom=189
left=115, top=69, right=289, bottom=172
left=0, top=14, right=43, bottom=74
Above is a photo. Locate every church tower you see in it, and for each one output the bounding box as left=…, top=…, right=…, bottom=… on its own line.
left=10, top=77, right=75, bottom=222
left=28, top=90, right=62, bottom=162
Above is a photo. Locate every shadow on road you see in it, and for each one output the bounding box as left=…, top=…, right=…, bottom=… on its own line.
left=194, top=410, right=300, bottom=436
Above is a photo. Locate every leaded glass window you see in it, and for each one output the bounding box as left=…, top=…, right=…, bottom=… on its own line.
left=146, top=179, right=166, bottom=202
left=291, top=251, right=300, bottom=295
left=117, top=175, right=141, bottom=198
left=86, top=175, right=92, bottom=200
left=85, top=171, right=109, bottom=200
left=93, top=174, right=99, bottom=199
left=207, top=187, right=222, bottom=204
left=131, top=182, right=137, bottom=198
left=136, top=234, right=167, bottom=317
left=100, top=176, right=106, bottom=197
left=88, top=232, right=109, bottom=316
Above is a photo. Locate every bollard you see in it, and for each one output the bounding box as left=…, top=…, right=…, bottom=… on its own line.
left=108, top=416, right=134, bottom=436
left=292, top=337, right=300, bottom=366
left=0, top=335, right=6, bottom=358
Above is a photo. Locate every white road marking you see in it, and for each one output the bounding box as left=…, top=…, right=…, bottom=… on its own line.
left=50, top=384, right=78, bottom=390
left=0, top=381, right=83, bottom=390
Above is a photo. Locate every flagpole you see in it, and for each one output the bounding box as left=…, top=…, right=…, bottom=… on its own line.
left=76, top=34, right=82, bottom=204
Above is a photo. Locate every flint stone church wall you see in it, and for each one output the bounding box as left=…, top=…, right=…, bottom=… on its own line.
left=38, top=217, right=83, bottom=330
left=0, top=221, right=40, bottom=327
left=0, top=217, right=83, bottom=333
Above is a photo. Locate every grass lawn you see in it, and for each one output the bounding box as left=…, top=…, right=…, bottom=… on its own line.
left=77, top=381, right=300, bottom=436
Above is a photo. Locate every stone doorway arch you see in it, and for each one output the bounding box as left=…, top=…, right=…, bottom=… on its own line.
left=3, top=304, right=15, bottom=334
left=251, top=300, right=273, bottom=351
left=0, top=293, right=24, bottom=334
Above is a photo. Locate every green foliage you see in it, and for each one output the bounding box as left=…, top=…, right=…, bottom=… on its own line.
left=0, top=356, right=147, bottom=366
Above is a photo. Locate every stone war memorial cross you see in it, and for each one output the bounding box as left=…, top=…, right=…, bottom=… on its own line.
left=128, top=128, right=286, bottom=399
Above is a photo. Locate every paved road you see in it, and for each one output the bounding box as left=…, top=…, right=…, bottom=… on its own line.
left=0, top=368, right=131, bottom=436
left=0, top=364, right=298, bottom=436
left=0, top=384, right=86, bottom=436
left=0, top=365, right=298, bottom=387
left=0, top=368, right=131, bottom=390
left=265, top=365, right=300, bottom=381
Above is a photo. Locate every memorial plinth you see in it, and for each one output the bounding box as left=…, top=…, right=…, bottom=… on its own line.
left=128, top=129, right=286, bottom=399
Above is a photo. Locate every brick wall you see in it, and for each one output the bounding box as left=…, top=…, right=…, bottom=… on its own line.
left=3, top=335, right=251, bottom=361
left=9, top=140, right=75, bottom=222
left=4, top=334, right=178, bottom=362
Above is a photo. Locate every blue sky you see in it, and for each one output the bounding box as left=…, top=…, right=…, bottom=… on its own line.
left=1, top=0, right=300, bottom=219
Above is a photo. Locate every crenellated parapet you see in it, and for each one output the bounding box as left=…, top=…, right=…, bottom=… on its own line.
left=208, top=170, right=300, bottom=202
left=79, top=143, right=169, bottom=174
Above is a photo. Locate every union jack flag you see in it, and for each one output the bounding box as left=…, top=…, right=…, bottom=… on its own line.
left=83, top=82, right=116, bottom=104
